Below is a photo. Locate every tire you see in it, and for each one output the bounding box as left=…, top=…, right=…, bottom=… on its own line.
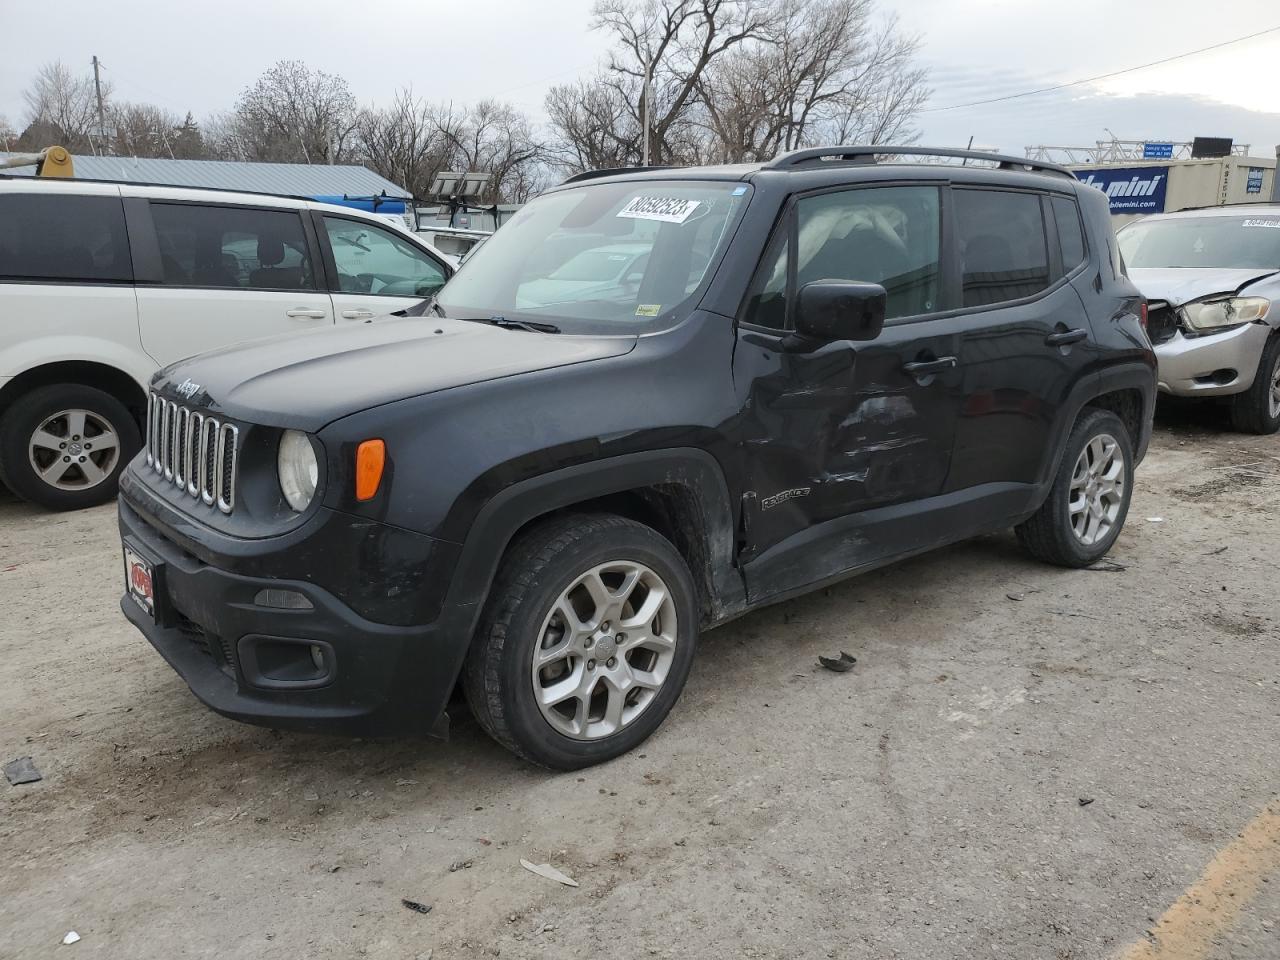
left=0, top=384, right=141, bottom=511
left=1229, top=332, right=1280, bottom=435
left=463, top=513, right=699, bottom=770
left=1015, top=407, right=1134, bottom=568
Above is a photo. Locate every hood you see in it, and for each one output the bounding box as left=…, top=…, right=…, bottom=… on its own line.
left=1126, top=267, right=1278, bottom=307
left=153, top=317, right=637, bottom=431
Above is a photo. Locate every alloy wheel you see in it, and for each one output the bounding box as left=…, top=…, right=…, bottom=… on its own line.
left=1269, top=353, right=1280, bottom=420
left=27, top=409, right=122, bottom=491
left=1068, top=433, right=1125, bottom=546
left=530, top=560, right=678, bottom=741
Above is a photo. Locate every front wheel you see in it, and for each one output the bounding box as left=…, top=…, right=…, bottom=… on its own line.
left=463, top=514, right=699, bottom=769
left=1016, top=408, right=1134, bottom=567
left=0, top=384, right=141, bottom=511
left=1229, top=333, right=1280, bottom=435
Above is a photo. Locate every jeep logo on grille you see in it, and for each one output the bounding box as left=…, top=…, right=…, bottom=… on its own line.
left=175, top=379, right=202, bottom=400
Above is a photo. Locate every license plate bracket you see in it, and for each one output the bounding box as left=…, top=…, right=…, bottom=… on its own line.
left=122, top=539, right=166, bottom=623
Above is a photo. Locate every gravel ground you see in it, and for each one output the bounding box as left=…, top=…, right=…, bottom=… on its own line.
left=2, top=406, right=1278, bottom=960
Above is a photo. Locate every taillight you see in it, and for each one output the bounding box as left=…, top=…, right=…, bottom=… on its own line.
left=1139, top=301, right=1149, bottom=331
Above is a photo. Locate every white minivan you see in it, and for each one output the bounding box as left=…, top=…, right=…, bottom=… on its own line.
left=0, top=178, right=453, bottom=509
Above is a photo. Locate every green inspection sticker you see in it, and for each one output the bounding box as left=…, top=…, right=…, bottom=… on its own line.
left=635, top=304, right=662, bottom=317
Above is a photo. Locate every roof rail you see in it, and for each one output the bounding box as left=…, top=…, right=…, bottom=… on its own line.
left=0, top=171, right=409, bottom=205
left=561, top=165, right=675, bottom=185
left=761, top=146, right=1074, bottom=178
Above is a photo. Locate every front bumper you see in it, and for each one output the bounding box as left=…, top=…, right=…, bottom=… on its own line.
left=1155, top=322, right=1272, bottom=398
left=118, top=495, right=471, bottom=738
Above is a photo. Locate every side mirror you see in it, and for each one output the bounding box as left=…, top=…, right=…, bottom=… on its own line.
left=794, top=280, right=887, bottom=345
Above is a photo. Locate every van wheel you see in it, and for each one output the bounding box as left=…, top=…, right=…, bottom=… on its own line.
left=1016, top=408, right=1134, bottom=568
left=1229, top=333, right=1280, bottom=435
left=463, top=514, right=699, bottom=770
left=0, top=384, right=141, bottom=511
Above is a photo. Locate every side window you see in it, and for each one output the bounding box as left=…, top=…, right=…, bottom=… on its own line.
left=742, top=234, right=788, bottom=329
left=954, top=190, right=1050, bottom=307
left=150, top=203, right=315, bottom=291
left=794, top=185, right=941, bottom=321
left=322, top=217, right=447, bottom=298
left=1052, top=195, right=1086, bottom=270
left=0, top=193, right=131, bottom=283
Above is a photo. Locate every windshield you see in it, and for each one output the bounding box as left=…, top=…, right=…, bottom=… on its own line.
left=437, top=180, right=751, bottom=331
left=1118, top=214, right=1280, bottom=270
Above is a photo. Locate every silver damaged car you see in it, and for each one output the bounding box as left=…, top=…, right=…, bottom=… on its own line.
left=1118, top=206, right=1280, bottom=433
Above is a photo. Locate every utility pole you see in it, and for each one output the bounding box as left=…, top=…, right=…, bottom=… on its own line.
left=641, top=53, right=652, bottom=167
left=92, top=56, right=107, bottom=152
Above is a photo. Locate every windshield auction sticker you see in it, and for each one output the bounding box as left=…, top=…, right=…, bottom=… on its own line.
left=618, top=197, right=701, bottom=224
left=1242, top=219, right=1280, bottom=229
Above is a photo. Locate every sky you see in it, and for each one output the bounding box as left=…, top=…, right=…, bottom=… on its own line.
left=1, top=0, right=1278, bottom=160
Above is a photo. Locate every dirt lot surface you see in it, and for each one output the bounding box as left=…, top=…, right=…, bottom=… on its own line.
left=2, top=407, right=1278, bottom=960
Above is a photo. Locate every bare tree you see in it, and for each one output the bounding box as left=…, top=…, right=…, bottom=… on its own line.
left=211, top=61, right=357, bottom=163
left=0, top=115, right=16, bottom=151
left=20, top=61, right=107, bottom=151
left=699, top=0, right=929, bottom=162
left=353, top=90, right=455, bottom=197
left=352, top=92, right=547, bottom=203
left=547, top=0, right=928, bottom=172
left=435, top=100, right=547, bottom=203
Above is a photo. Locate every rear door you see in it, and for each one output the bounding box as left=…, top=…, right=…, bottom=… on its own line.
left=944, top=187, right=1096, bottom=491
left=315, top=214, right=450, bottom=323
left=132, top=200, right=333, bottom=366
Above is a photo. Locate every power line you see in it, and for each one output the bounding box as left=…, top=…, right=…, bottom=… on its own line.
left=922, top=25, right=1280, bottom=113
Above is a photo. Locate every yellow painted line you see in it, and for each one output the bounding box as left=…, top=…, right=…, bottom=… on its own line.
left=1115, top=797, right=1280, bottom=959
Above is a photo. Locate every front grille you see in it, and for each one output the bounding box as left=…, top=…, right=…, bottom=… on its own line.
left=145, top=391, right=238, bottom=513
left=1147, top=301, right=1179, bottom=346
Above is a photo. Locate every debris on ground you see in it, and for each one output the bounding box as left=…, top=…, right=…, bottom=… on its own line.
left=1145, top=517, right=1164, bottom=523
left=519, top=858, right=579, bottom=887
left=62, top=932, right=80, bottom=945
left=4, top=756, right=42, bottom=785
left=1206, top=546, right=1228, bottom=555
left=1078, top=797, right=1095, bottom=807
left=450, top=859, right=473, bottom=872
left=401, top=899, right=432, bottom=915
left=1087, top=558, right=1127, bottom=572
left=817, top=651, right=857, bottom=673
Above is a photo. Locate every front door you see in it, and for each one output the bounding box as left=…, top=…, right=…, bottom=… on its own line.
left=135, top=200, right=333, bottom=366
left=733, top=183, right=963, bottom=602
left=317, top=214, right=450, bottom=323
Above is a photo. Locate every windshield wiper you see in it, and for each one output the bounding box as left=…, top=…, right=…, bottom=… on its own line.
left=459, top=315, right=561, bottom=334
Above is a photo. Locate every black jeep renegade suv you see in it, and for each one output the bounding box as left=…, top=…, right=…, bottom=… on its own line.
left=118, top=147, right=1155, bottom=769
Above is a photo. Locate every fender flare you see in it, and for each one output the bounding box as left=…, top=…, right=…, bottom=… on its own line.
left=444, top=447, right=744, bottom=621
left=1036, top=360, right=1156, bottom=497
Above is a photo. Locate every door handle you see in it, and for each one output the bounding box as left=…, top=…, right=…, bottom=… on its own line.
left=341, top=309, right=376, bottom=320
left=286, top=308, right=328, bottom=320
left=902, top=356, right=957, bottom=377
left=1045, top=328, right=1088, bottom=346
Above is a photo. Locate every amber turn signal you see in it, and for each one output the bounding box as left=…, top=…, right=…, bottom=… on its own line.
left=355, top=439, right=386, bottom=501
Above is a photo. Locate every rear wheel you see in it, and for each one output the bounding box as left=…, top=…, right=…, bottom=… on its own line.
left=463, top=514, right=699, bottom=769
left=0, top=384, right=141, bottom=510
left=1016, top=408, right=1134, bottom=567
left=1229, top=332, right=1280, bottom=435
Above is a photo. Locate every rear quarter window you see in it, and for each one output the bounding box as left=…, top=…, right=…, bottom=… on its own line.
left=0, top=193, right=132, bottom=283
left=1052, top=196, right=1086, bottom=270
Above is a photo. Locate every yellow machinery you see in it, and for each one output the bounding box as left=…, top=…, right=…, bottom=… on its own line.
left=0, top=145, right=75, bottom=177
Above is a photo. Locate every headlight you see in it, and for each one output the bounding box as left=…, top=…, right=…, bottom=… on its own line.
left=1180, top=296, right=1270, bottom=333
left=278, top=430, right=319, bottom=512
